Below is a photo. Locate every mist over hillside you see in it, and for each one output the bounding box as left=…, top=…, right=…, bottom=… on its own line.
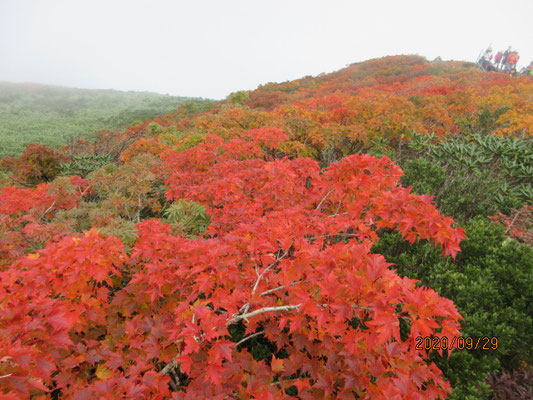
left=0, top=81, right=214, bottom=157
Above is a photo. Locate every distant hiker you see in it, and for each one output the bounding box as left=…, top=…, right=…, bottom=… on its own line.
left=494, top=51, right=503, bottom=69
left=507, top=51, right=519, bottom=71
left=477, top=53, right=485, bottom=68
left=501, top=46, right=512, bottom=69
left=479, top=47, right=494, bottom=71
left=483, top=47, right=493, bottom=62
left=478, top=50, right=487, bottom=70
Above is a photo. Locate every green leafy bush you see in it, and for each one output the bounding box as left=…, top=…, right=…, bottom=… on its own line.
left=163, top=199, right=211, bottom=237
left=456, top=106, right=513, bottom=135
left=97, top=217, right=139, bottom=249
left=59, top=154, right=113, bottom=178
left=174, top=132, right=207, bottom=151
left=372, top=216, right=533, bottom=399
left=399, top=133, right=533, bottom=222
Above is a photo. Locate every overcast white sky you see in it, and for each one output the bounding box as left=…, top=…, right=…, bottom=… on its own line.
left=0, top=0, right=531, bottom=99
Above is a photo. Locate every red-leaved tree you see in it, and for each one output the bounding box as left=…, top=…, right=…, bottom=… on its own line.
left=0, top=128, right=465, bottom=399
left=0, top=176, right=91, bottom=267
left=1, top=143, right=70, bottom=186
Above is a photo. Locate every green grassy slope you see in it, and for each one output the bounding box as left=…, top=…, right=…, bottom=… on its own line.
left=0, top=81, right=213, bottom=157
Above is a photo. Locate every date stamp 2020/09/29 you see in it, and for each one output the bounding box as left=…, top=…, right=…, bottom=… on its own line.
left=415, top=336, right=499, bottom=351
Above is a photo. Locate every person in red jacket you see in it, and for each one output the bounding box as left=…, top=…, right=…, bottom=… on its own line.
left=506, top=51, right=519, bottom=73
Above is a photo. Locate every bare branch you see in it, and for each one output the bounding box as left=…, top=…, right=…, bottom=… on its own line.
left=167, top=371, right=179, bottom=391
left=504, top=209, right=522, bottom=236
left=235, top=330, right=265, bottom=346
left=318, top=302, right=373, bottom=312
left=316, top=189, right=335, bottom=211
left=328, top=211, right=347, bottom=218
left=160, top=360, right=179, bottom=376
left=40, top=199, right=57, bottom=221
left=352, top=304, right=373, bottom=311
left=260, top=280, right=307, bottom=297
left=238, top=303, right=249, bottom=315
left=227, top=304, right=301, bottom=326
left=251, top=264, right=271, bottom=296
left=245, top=247, right=292, bottom=313
left=8, top=176, right=33, bottom=188
left=136, top=193, right=142, bottom=223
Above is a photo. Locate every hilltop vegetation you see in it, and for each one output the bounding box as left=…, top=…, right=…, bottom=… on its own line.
left=0, top=81, right=214, bottom=157
left=0, top=55, right=532, bottom=399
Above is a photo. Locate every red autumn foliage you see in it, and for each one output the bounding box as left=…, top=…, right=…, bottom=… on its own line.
left=0, top=176, right=90, bottom=267
left=1, top=143, right=70, bottom=185
left=490, top=205, right=533, bottom=245
left=0, top=128, right=466, bottom=399
left=153, top=55, right=531, bottom=160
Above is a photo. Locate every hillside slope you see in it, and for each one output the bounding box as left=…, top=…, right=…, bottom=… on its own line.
left=0, top=55, right=531, bottom=400
left=156, top=55, right=532, bottom=143
left=0, top=81, right=214, bottom=157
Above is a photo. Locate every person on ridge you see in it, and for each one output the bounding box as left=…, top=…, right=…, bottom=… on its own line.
left=479, top=47, right=493, bottom=70
left=501, top=46, right=512, bottom=70
left=483, top=47, right=493, bottom=62
left=506, top=51, right=519, bottom=73
left=521, top=61, right=533, bottom=78
left=494, top=51, right=503, bottom=69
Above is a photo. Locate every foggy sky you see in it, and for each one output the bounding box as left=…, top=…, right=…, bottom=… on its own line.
left=1, top=0, right=531, bottom=99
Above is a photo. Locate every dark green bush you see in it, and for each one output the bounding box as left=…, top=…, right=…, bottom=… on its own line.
left=456, top=106, right=513, bottom=136
left=372, top=217, right=533, bottom=399
left=398, top=133, right=532, bottom=222
left=401, top=157, right=522, bottom=221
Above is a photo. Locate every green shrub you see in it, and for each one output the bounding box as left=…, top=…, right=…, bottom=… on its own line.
left=97, top=217, right=139, bottom=249
left=163, top=199, right=211, bottom=237
left=456, top=106, right=513, bottom=135
left=59, top=154, right=114, bottom=178
left=372, top=216, right=533, bottom=399
left=175, top=133, right=207, bottom=151
left=398, top=133, right=532, bottom=222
